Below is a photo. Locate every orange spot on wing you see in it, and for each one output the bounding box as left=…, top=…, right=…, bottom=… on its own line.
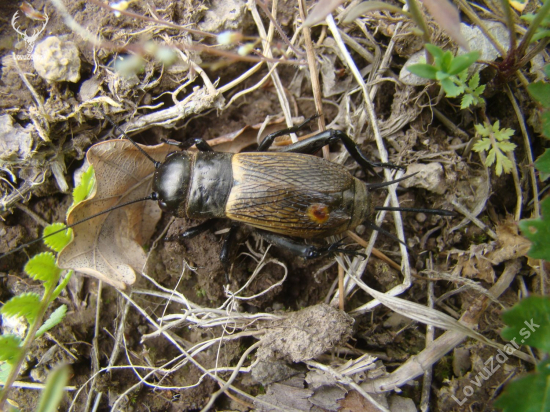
left=307, top=203, right=330, bottom=224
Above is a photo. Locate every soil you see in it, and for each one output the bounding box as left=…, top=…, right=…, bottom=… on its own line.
left=0, top=1, right=547, bottom=411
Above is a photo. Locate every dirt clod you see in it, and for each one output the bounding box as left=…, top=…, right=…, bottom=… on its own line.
left=257, top=304, right=354, bottom=363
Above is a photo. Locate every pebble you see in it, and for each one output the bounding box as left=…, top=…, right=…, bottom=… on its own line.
left=400, top=163, right=446, bottom=194
left=33, top=36, right=80, bottom=83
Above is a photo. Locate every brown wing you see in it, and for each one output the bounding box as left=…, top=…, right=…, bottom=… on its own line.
left=226, top=152, right=356, bottom=238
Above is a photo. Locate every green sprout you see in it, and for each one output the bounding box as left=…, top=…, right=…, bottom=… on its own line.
left=527, top=64, right=550, bottom=179
left=472, top=120, right=516, bottom=176
left=495, top=296, right=550, bottom=412
left=407, top=44, right=483, bottom=109
left=0, top=166, right=95, bottom=408
left=522, top=7, right=550, bottom=42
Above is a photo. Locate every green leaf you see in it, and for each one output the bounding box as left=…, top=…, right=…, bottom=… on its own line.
left=435, top=71, right=450, bottom=81
left=0, top=362, right=12, bottom=384
left=542, top=110, right=550, bottom=138
left=501, top=296, right=550, bottom=352
left=0, top=335, right=22, bottom=363
left=1, top=292, right=41, bottom=323
left=448, top=51, right=480, bottom=75
left=36, top=365, right=70, bottom=412
left=494, top=358, right=550, bottom=412
left=495, top=127, right=515, bottom=141
left=532, top=29, right=550, bottom=42
left=475, top=122, right=490, bottom=136
left=43, top=223, right=73, bottom=253
left=472, top=138, right=491, bottom=152
left=496, top=151, right=514, bottom=175
left=527, top=82, right=550, bottom=108
left=24, top=252, right=62, bottom=284
left=461, top=93, right=475, bottom=109
left=36, top=305, right=67, bottom=338
left=407, top=63, right=438, bottom=80
left=424, top=43, right=444, bottom=59
left=72, top=165, right=95, bottom=207
left=440, top=77, right=463, bottom=97
left=519, top=197, right=550, bottom=261
left=485, top=147, right=497, bottom=167
left=440, top=51, right=453, bottom=72
left=535, top=149, right=550, bottom=173
left=51, top=271, right=73, bottom=302
left=498, top=141, right=517, bottom=152
left=544, top=64, right=550, bottom=79
left=474, top=84, right=486, bottom=96
left=468, top=72, right=480, bottom=89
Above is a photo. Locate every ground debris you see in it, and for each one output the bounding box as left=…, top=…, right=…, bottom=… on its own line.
left=254, top=375, right=313, bottom=412
left=0, top=114, right=34, bottom=164
left=256, top=303, right=354, bottom=363
left=452, top=217, right=531, bottom=282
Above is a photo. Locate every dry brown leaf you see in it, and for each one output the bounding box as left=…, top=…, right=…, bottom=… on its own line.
left=205, top=116, right=300, bottom=153
left=452, top=218, right=531, bottom=283
left=57, top=140, right=175, bottom=289
left=487, top=218, right=531, bottom=264
left=254, top=375, right=313, bottom=411
left=454, top=244, right=495, bottom=283
left=338, top=390, right=381, bottom=412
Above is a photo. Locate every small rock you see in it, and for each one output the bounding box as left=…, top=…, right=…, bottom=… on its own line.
left=199, top=0, right=247, bottom=32
left=399, top=50, right=430, bottom=86
left=33, top=36, right=80, bottom=83
left=460, top=21, right=509, bottom=64
left=415, top=213, right=427, bottom=223
left=0, top=114, right=34, bottom=164
left=78, top=75, right=102, bottom=102
left=388, top=395, right=417, bottom=412
left=272, top=302, right=285, bottom=311
left=401, top=163, right=446, bottom=194
left=383, top=313, right=409, bottom=329
left=251, top=359, right=302, bottom=385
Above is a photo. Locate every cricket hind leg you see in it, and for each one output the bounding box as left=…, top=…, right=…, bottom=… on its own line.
left=257, top=120, right=402, bottom=176
left=257, top=230, right=366, bottom=260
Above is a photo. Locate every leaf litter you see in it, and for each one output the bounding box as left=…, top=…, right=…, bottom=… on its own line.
left=58, top=140, right=173, bottom=289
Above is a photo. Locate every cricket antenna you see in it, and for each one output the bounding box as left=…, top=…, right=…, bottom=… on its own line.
left=97, top=107, right=160, bottom=168
left=375, top=206, right=455, bottom=216
left=366, top=173, right=418, bottom=190
left=0, top=193, right=158, bottom=260
left=367, top=173, right=455, bottom=217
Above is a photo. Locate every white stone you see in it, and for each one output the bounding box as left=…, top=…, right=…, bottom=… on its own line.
left=33, top=36, right=80, bottom=83
left=401, top=162, right=446, bottom=194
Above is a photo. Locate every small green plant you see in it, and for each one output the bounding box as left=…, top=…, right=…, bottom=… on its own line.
left=494, top=296, right=550, bottom=412
left=495, top=144, right=550, bottom=411
left=521, top=5, right=550, bottom=42
left=407, top=44, right=483, bottom=109
left=519, top=197, right=550, bottom=261
left=0, top=166, right=95, bottom=408
left=472, top=120, right=517, bottom=176
left=527, top=64, right=550, bottom=178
